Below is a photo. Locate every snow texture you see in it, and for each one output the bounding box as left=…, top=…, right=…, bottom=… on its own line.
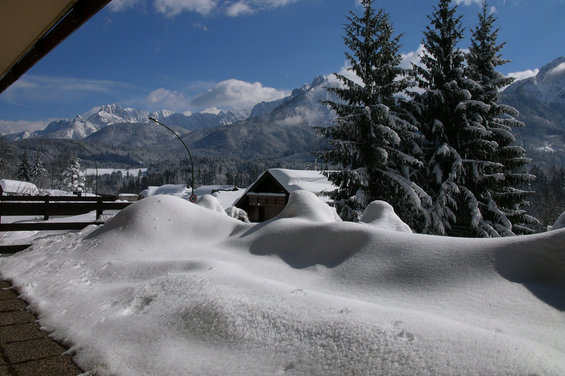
left=551, top=210, right=565, bottom=231
left=266, top=168, right=335, bottom=198
left=359, top=200, right=412, bottom=233
left=0, top=179, right=39, bottom=195
left=0, top=192, right=564, bottom=376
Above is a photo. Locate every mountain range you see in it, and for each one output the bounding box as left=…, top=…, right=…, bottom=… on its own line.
left=500, top=56, right=565, bottom=166
left=5, top=57, right=565, bottom=165
left=7, top=74, right=338, bottom=161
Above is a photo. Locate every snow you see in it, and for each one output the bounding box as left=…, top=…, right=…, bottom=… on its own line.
left=535, top=144, right=556, bottom=153
left=85, top=168, right=148, bottom=177
left=0, top=192, right=564, bottom=375
left=359, top=200, right=412, bottom=233
left=0, top=179, right=39, bottom=195
left=139, top=184, right=189, bottom=198
left=551, top=210, right=565, bottom=231
left=268, top=168, right=335, bottom=196
left=140, top=184, right=244, bottom=210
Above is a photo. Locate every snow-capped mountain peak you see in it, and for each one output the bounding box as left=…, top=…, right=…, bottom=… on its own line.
left=506, top=56, right=565, bottom=105
left=86, top=104, right=149, bottom=126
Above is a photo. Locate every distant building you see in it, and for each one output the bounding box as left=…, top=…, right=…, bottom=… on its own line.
left=0, top=179, right=39, bottom=196
left=234, top=169, right=335, bottom=222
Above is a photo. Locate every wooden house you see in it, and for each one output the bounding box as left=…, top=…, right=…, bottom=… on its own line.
left=234, top=169, right=335, bottom=222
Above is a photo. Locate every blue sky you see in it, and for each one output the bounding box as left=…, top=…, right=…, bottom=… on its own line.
left=1, top=0, right=564, bottom=134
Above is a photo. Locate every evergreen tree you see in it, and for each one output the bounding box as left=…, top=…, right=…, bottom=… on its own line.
left=411, top=0, right=499, bottom=236
left=0, top=136, right=15, bottom=177
left=466, top=1, right=537, bottom=235
left=16, top=151, right=33, bottom=182
left=30, top=152, right=47, bottom=187
left=61, top=156, right=86, bottom=196
left=317, top=0, right=426, bottom=224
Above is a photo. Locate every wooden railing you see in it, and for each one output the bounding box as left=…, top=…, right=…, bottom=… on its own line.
left=0, top=195, right=131, bottom=232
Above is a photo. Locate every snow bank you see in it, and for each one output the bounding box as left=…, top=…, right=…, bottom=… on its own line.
left=360, top=200, right=412, bottom=233
left=551, top=210, right=565, bottom=231
left=0, top=192, right=564, bottom=376
left=276, top=190, right=341, bottom=222
left=195, top=194, right=225, bottom=213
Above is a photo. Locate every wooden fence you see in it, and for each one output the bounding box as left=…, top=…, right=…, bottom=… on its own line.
left=0, top=195, right=132, bottom=253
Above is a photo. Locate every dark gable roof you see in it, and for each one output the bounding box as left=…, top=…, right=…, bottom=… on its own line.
left=233, top=170, right=289, bottom=208
left=0, top=0, right=111, bottom=93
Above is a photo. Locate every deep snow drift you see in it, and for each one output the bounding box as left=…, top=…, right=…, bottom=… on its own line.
left=1, top=192, right=564, bottom=376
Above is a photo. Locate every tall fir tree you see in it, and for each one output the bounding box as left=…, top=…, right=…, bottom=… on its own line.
left=466, top=1, right=537, bottom=235
left=411, top=0, right=495, bottom=235
left=16, top=151, right=33, bottom=182
left=30, top=151, right=47, bottom=187
left=317, top=0, right=426, bottom=224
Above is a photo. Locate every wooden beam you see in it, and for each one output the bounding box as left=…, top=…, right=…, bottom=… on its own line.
left=0, top=222, right=104, bottom=232
left=0, top=202, right=130, bottom=216
left=0, top=0, right=111, bottom=93
left=0, top=244, right=33, bottom=254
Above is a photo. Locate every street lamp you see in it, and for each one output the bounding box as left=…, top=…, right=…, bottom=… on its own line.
left=148, top=117, right=197, bottom=202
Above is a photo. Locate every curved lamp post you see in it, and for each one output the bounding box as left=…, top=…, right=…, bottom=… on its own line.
left=70, top=140, right=98, bottom=196
left=148, top=117, right=196, bottom=201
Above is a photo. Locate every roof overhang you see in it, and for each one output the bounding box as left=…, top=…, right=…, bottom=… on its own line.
left=0, top=0, right=111, bottom=93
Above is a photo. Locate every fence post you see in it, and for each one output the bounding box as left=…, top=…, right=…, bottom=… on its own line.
left=96, top=198, right=103, bottom=221
left=44, top=195, right=49, bottom=221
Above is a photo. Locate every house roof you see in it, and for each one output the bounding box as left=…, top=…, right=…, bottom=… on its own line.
left=0, top=179, right=39, bottom=195
left=0, top=0, right=111, bottom=93
left=234, top=169, right=335, bottom=208
left=267, top=169, right=335, bottom=195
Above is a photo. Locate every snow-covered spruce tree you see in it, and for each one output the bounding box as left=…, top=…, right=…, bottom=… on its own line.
left=30, top=152, right=48, bottom=187
left=411, top=0, right=498, bottom=236
left=465, top=0, right=538, bottom=235
left=61, top=156, right=86, bottom=196
left=16, top=151, right=33, bottom=182
left=316, top=0, right=426, bottom=224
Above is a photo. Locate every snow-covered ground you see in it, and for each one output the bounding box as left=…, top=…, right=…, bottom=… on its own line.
left=0, top=191, right=564, bottom=375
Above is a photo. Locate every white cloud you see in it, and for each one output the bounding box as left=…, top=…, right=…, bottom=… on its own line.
left=549, top=62, right=565, bottom=75
left=201, top=107, right=222, bottom=114
left=455, top=0, right=482, bottom=5
left=226, top=1, right=254, bottom=16
left=146, top=88, right=190, bottom=112
left=0, top=120, right=48, bottom=135
left=331, top=62, right=363, bottom=87
left=507, top=68, right=539, bottom=82
left=400, top=44, right=426, bottom=69
left=329, top=44, right=426, bottom=91
left=190, top=79, right=289, bottom=110
left=109, top=0, right=303, bottom=17
left=192, top=22, right=208, bottom=31
left=274, top=105, right=325, bottom=127
left=154, top=0, right=217, bottom=16
left=1, top=75, right=132, bottom=106
left=108, top=0, right=142, bottom=11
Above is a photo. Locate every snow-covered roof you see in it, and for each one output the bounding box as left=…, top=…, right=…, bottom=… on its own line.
left=139, top=184, right=245, bottom=209
left=0, top=179, right=39, bottom=195
left=267, top=168, right=335, bottom=195
left=139, top=184, right=189, bottom=198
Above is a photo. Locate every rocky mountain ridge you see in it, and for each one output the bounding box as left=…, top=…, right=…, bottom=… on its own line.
left=500, top=56, right=565, bottom=166
left=5, top=57, right=565, bottom=165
